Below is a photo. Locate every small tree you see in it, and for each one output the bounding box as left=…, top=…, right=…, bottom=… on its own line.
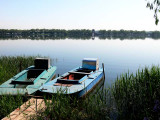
left=146, top=0, right=160, bottom=25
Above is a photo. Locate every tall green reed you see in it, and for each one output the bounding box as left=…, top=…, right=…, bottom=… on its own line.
left=31, top=89, right=112, bottom=120
left=3, top=56, right=160, bottom=120
left=112, top=66, right=160, bottom=120
left=0, top=94, right=23, bottom=119
left=0, top=56, right=35, bottom=84
left=0, top=56, right=35, bottom=119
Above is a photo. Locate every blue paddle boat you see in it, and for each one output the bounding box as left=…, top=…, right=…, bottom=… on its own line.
left=0, top=58, right=57, bottom=95
left=38, top=58, right=104, bottom=98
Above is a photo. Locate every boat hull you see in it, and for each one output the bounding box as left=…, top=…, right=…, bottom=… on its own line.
left=0, top=66, right=57, bottom=96
left=77, top=72, right=104, bottom=98
left=38, top=67, right=104, bottom=98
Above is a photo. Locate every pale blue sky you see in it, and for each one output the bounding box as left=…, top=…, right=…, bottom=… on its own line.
left=0, top=0, right=159, bottom=30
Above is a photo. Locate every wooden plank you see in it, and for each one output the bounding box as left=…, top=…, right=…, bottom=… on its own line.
left=57, top=79, right=79, bottom=84
left=54, top=83, right=73, bottom=87
left=68, top=71, right=90, bottom=75
left=10, top=80, right=34, bottom=85
left=2, top=98, right=47, bottom=120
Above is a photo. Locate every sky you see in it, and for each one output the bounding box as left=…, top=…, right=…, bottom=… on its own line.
left=0, top=0, right=159, bottom=31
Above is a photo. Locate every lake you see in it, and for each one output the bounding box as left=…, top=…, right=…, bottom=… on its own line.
left=0, top=38, right=160, bottom=86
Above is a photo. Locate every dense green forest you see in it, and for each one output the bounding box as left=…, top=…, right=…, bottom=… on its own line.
left=0, top=29, right=160, bottom=40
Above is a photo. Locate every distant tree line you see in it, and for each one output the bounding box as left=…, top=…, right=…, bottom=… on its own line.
left=97, top=29, right=160, bottom=40
left=0, top=29, right=92, bottom=40
left=0, top=29, right=160, bottom=40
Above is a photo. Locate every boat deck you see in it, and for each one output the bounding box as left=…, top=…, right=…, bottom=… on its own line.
left=0, top=66, right=57, bottom=95
left=39, top=67, right=103, bottom=95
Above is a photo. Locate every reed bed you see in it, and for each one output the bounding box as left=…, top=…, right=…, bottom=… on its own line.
left=0, top=56, right=35, bottom=119
left=1, top=56, right=160, bottom=119
left=0, top=56, right=113, bottom=120
left=0, top=95, right=24, bottom=119
left=0, top=56, right=35, bottom=84
left=112, top=66, right=160, bottom=120
left=30, top=89, right=112, bottom=120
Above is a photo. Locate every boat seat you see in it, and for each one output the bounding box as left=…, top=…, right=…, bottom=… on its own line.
left=27, top=69, right=44, bottom=79
left=68, top=71, right=90, bottom=75
left=57, top=79, right=79, bottom=84
left=10, top=80, right=34, bottom=85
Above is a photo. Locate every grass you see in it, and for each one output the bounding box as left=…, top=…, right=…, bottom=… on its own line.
left=0, top=95, right=24, bottom=119
left=0, top=56, right=112, bottom=120
left=112, top=66, right=160, bottom=120
left=30, top=89, right=112, bottom=120
left=0, top=56, right=35, bottom=84
left=0, top=56, right=35, bottom=119
left=0, top=56, right=160, bottom=119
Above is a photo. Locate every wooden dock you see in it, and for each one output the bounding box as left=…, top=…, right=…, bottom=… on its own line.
left=2, top=98, right=46, bottom=120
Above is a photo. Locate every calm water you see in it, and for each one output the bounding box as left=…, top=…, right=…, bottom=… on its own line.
left=1, top=38, right=160, bottom=86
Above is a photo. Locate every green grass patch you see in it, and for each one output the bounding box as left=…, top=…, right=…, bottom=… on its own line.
left=112, top=66, right=160, bottom=120
left=30, top=89, right=112, bottom=120
left=0, top=56, right=35, bottom=84
left=0, top=56, right=35, bottom=119
left=0, top=95, right=24, bottom=119
left=1, top=56, right=160, bottom=119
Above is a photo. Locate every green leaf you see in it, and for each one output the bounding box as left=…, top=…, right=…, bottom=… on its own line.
left=155, top=18, right=159, bottom=25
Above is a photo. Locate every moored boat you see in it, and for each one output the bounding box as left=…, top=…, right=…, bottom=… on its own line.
left=0, top=58, right=57, bottom=95
left=38, top=58, right=104, bottom=98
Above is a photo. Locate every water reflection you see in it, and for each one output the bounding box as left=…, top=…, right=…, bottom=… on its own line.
left=0, top=38, right=160, bottom=86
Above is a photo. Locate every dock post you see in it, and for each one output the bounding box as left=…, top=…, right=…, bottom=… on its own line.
left=36, top=98, right=37, bottom=112
left=102, top=63, right=105, bottom=80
